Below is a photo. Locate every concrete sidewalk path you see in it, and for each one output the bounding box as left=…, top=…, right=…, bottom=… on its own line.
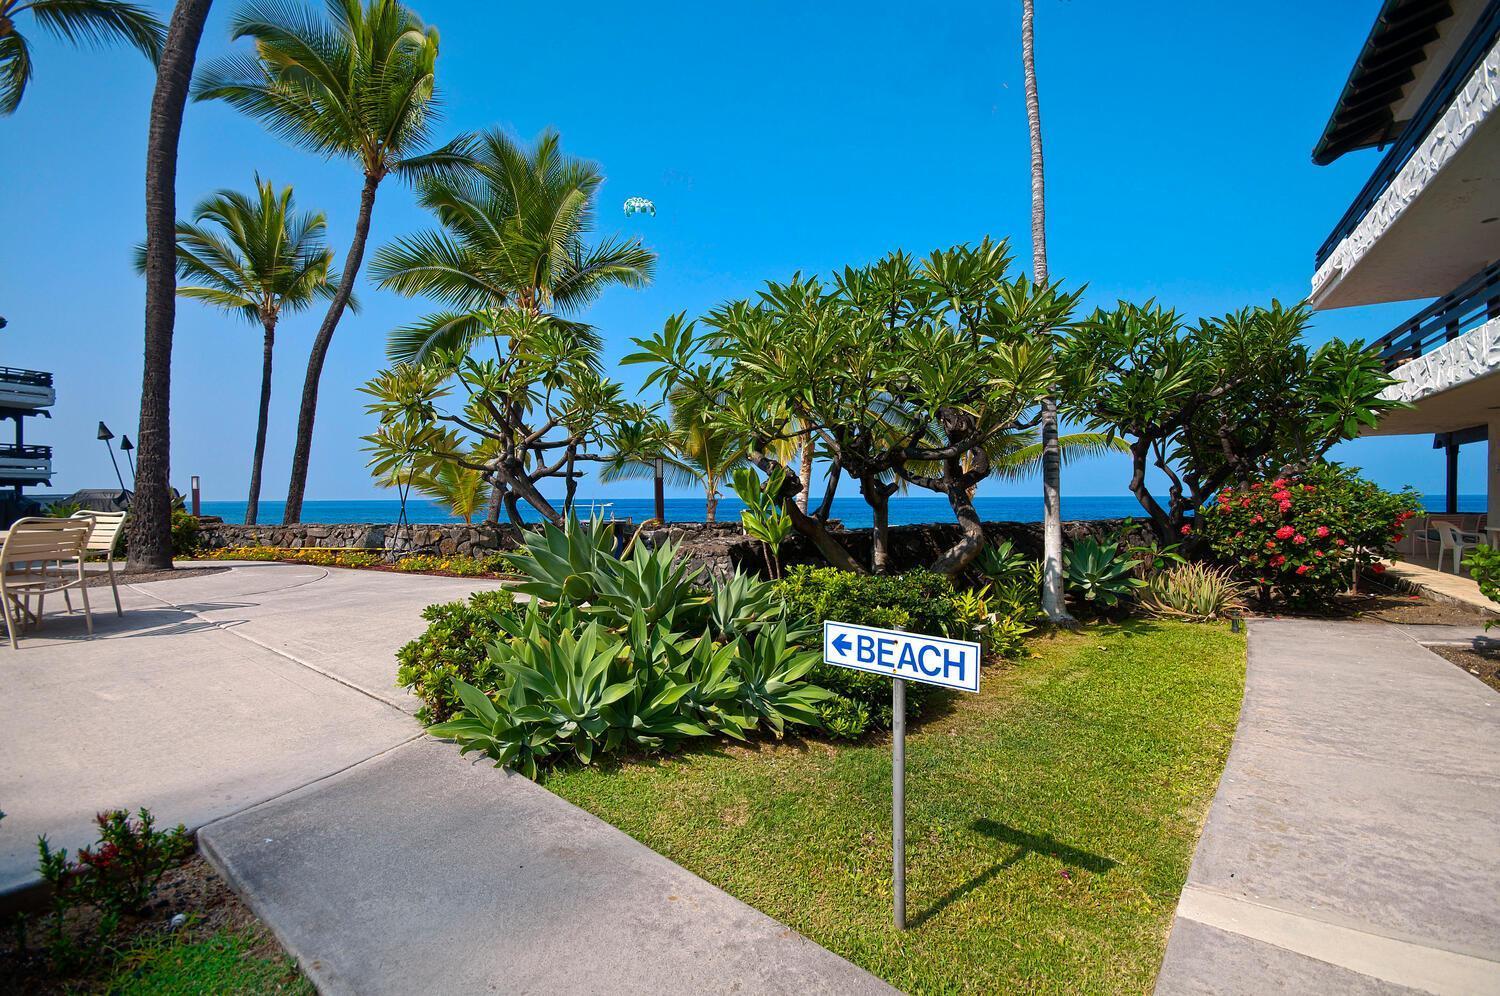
left=1155, top=619, right=1500, bottom=995
left=0, top=563, right=501, bottom=897
left=199, top=736, right=895, bottom=996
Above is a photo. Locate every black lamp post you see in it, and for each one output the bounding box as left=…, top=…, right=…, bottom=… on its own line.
left=97, top=421, right=127, bottom=493
left=119, top=434, right=136, bottom=486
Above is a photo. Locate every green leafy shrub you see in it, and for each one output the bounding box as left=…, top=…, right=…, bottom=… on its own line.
left=775, top=566, right=961, bottom=731
left=817, top=695, right=871, bottom=740
left=1064, top=537, right=1144, bottom=611
left=1140, top=563, right=1248, bottom=622
left=1462, top=545, right=1500, bottom=629
left=419, top=515, right=828, bottom=777
left=170, top=507, right=200, bottom=558
left=396, top=589, right=516, bottom=723
left=43, top=500, right=83, bottom=517
left=1199, top=463, right=1420, bottom=608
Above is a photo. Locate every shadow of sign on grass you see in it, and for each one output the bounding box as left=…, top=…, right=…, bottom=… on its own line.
left=910, top=819, right=1117, bottom=928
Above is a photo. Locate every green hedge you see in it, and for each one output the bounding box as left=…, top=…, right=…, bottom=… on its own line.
left=395, top=589, right=516, bottom=723
left=775, top=566, right=960, bottom=731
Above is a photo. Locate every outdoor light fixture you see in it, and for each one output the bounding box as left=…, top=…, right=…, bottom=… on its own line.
left=97, top=421, right=127, bottom=493
left=190, top=476, right=201, bottom=517
left=120, top=434, right=136, bottom=485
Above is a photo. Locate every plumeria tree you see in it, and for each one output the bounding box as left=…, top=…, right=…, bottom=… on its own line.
left=628, top=239, right=1079, bottom=576
left=1060, top=300, right=1405, bottom=543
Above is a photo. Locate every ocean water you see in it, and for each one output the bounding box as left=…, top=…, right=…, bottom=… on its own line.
left=198, top=493, right=1486, bottom=527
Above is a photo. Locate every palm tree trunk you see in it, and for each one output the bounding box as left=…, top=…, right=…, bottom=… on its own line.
left=127, top=0, right=213, bottom=572
left=282, top=171, right=380, bottom=524
left=705, top=485, right=718, bottom=523
left=245, top=318, right=275, bottom=525
left=1023, top=0, right=1073, bottom=623
left=797, top=434, right=813, bottom=512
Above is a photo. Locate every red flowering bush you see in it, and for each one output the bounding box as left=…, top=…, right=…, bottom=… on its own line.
left=1200, top=463, right=1420, bottom=608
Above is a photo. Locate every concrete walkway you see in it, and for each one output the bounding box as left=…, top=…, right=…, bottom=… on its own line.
left=200, top=736, right=893, bottom=995
left=0, top=561, right=888, bottom=993
left=0, top=562, right=503, bottom=895
left=1156, top=619, right=1500, bottom=995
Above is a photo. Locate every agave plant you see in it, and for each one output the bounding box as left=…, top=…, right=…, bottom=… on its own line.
left=708, top=571, right=785, bottom=642
left=975, top=539, right=1032, bottom=584
left=590, top=541, right=710, bottom=630
left=430, top=620, right=634, bottom=773
left=504, top=513, right=618, bottom=605
left=1063, top=537, right=1145, bottom=609
left=733, top=622, right=833, bottom=735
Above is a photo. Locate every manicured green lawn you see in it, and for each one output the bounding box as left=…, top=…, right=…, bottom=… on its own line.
left=105, top=928, right=309, bottom=996
left=547, top=620, right=1245, bottom=994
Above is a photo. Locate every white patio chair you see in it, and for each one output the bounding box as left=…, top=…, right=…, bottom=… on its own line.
left=1, top=517, right=94, bottom=649
left=1433, top=520, right=1480, bottom=575
left=73, top=510, right=127, bottom=615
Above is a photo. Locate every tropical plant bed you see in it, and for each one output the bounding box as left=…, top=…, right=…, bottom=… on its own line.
left=0, top=854, right=309, bottom=995
left=198, top=546, right=520, bottom=580
left=545, top=621, right=1245, bottom=994
left=1245, top=587, right=1489, bottom=625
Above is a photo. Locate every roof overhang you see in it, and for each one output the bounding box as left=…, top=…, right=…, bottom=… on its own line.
left=1313, top=0, right=1458, bottom=165
left=1310, top=34, right=1500, bottom=309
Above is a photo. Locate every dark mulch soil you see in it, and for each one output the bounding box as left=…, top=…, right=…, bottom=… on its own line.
left=1248, top=587, right=1492, bottom=626
left=0, top=855, right=297, bottom=995
left=1427, top=644, right=1500, bottom=694
left=98, top=566, right=229, bottom=588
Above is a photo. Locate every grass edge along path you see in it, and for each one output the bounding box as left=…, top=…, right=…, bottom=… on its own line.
left=546, top=621, right=1245, bottom=994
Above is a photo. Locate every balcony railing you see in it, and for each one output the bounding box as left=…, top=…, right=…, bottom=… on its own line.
left=1372, top=260, right=1500, bottom=369
left=0, top=444, right=52, bottom=460
left=1316, top=3, right=1500, bottom=268
left=0, top=367, right=53, bottom=388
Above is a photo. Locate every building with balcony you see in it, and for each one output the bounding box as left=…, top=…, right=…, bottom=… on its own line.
left=0, top=365, right=55, bottom=517
left=1311, top=0, right=1500, bottom=528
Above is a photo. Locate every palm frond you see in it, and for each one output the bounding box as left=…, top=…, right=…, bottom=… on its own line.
left=0, top=27, right=34, bottom=115
left=27, top=0, right=165, bottom=62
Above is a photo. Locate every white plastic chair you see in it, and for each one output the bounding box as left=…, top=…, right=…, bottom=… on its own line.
left=73, top=510, right=127, bottom=615
left=1433, top=520, right=1480, bottom=574
left=1, top=517, right=94, bottom=648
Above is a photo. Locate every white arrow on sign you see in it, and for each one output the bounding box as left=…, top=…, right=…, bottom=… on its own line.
left=822, top=620, right=981, bottom=693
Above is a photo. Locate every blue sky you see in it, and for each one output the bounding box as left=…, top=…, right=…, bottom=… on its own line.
left=0, top=0, right=1476, bottom=502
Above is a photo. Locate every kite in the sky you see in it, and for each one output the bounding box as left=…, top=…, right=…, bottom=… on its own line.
left=623, top=196, right=656, bottom=217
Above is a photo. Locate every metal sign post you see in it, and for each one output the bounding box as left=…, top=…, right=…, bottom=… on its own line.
left=892, top=676, right=906, bottom=930
left=822, top=621, right=981, bottom=931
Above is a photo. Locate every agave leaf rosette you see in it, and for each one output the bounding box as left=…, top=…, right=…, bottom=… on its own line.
left=504, top=513, right=618, bottom=605
left=733, top=621, right=835, bottom=735
left=1064, top=537, right=1145, bottom=610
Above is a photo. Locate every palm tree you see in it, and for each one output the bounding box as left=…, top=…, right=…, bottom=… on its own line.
left=663, top=381, right=748, bottom=523
left=129, top=0, right=213, bottom=573
left=417, top=461, right=489, bottom=524
left=1021, top=0, right=1072, bottom=623
left=193, top=0, right=471, bottom=525
left=0, top=0, right=164, bottom=114
left=373, top=127, right=656, bottom=364
left=140, top=177, right=342, bottom=525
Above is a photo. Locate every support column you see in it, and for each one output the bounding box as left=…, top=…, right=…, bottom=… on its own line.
left=1489, top=418, right=1500, bottom=529
left=1447, top=439, right=1460, bottom=515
